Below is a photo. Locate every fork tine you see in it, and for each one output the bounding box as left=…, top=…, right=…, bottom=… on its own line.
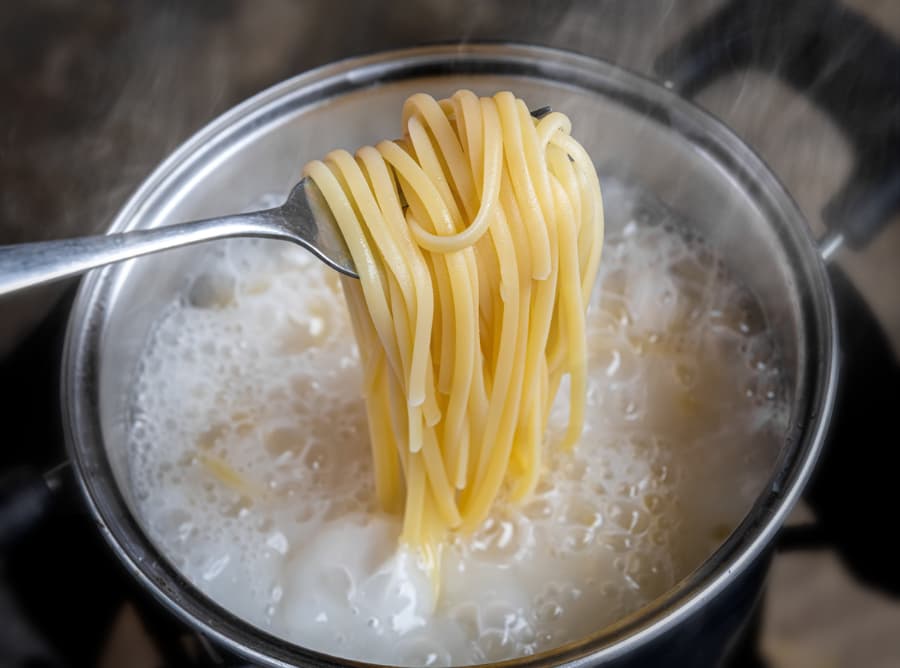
left=282, top=179, right=359, bottom=278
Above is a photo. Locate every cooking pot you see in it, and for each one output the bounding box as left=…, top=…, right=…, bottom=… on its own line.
left=59, top=45, right=838, bottom=666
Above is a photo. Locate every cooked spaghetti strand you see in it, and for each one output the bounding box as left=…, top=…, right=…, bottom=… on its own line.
left=302, top=90, right=603, bottom=564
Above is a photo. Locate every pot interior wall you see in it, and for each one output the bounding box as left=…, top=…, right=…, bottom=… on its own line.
left=73, top=48, right=826, bottom=664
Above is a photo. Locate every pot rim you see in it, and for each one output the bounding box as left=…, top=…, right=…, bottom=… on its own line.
left=61, top=43, right=839, bottom=667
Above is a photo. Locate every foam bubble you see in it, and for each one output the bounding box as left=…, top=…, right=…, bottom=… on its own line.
left=126, top=185, right=787, bottom=665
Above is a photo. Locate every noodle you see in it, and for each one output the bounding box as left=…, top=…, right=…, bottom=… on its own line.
left=303, top=90, right=603, bottom=556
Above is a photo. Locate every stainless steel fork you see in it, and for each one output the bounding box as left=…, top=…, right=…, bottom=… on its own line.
left=0, top=178, right=357, bottom=297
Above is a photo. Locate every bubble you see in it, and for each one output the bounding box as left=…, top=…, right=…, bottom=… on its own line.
left=470, top=517, right=528, bottom=561
left=535, top=600, right=563, bottom=623
left=603, top=533, right=634, bottom=553
left=563, top=499, right=601, bottom=528
left=188, top=272, right=236, bottom=309
left=265, top=427, right=303, bottom=457
left=608, top=501, right=650, bottom=534
left=124, top=198, right=788, bottom=666
left=643, top=493, right=663, bottom=514
left=448, top=603, right=480, bottom=639
left=522, top=499, right=553, bottom=520
left=303, top=443, right=328, bottom=472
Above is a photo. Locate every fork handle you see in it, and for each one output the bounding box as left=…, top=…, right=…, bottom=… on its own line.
left=0, top=212, right=286, bottom=297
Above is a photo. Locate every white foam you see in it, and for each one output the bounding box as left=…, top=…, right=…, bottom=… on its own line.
left=126, top=185, right=787, bottom=665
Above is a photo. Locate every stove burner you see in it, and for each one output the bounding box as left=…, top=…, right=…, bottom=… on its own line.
left=657, top=0, right=900, bottom=252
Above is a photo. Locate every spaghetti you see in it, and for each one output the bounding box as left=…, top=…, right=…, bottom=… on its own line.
left=303, top=91, right=603, bottom=562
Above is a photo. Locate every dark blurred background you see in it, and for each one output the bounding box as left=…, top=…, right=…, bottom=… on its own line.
left=1, top=1, right=899, bottom=666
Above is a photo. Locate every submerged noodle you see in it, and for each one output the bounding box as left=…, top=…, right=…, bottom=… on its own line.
left=303, top=90, right=603, bottom=560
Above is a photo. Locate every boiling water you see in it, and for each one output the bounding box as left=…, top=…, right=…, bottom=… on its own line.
left=126, top=183, right=787, bottom=665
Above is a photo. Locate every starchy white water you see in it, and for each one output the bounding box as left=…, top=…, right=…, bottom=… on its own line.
left=126, top=183, right=787, bottom=665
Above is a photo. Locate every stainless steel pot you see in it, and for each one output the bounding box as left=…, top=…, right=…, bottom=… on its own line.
left=60, top=45, right=838, bottom=666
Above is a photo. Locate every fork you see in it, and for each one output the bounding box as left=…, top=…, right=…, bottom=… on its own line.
left=0, top=178, right=358, bottom=298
